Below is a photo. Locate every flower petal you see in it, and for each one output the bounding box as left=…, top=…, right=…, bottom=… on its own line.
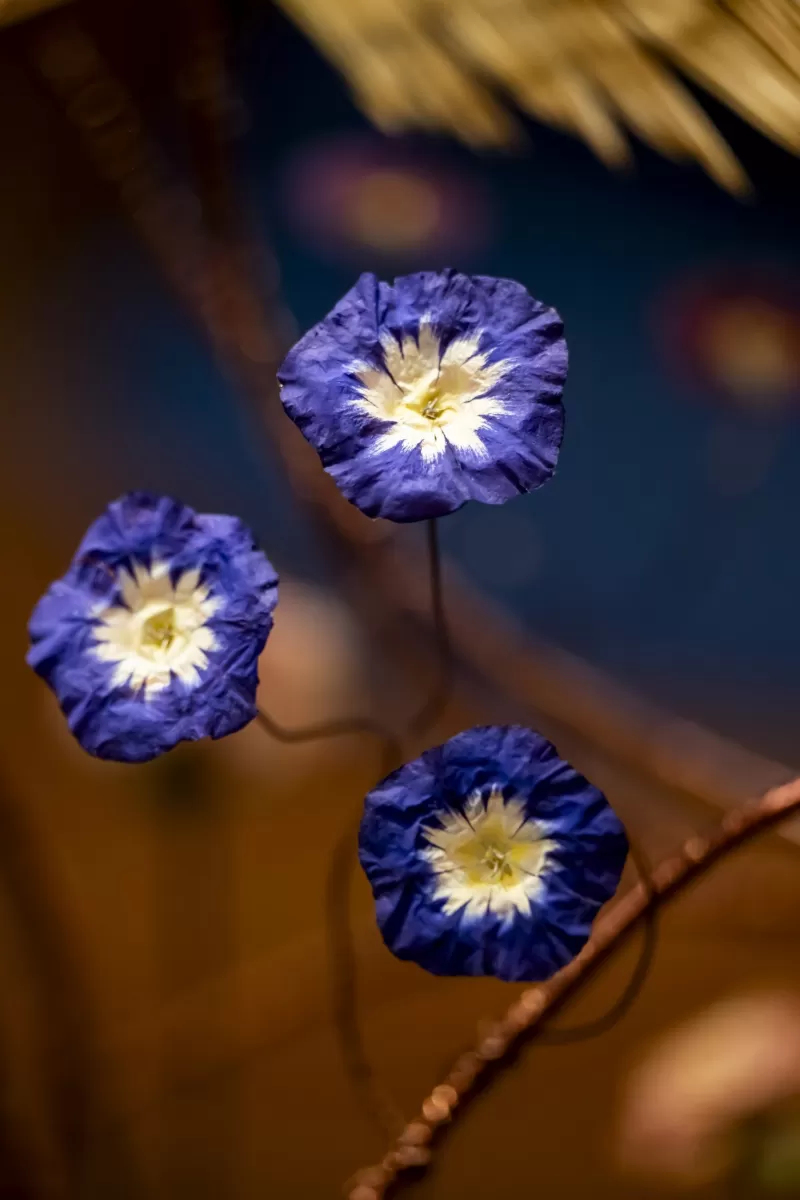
left=278, top=269, right=567, bottom=522
left=27, top=492, right=279, bottom=763
left=359, top=724, right=628, bottom=982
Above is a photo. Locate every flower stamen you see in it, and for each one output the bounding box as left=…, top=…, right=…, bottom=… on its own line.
left=351, top=319, right=510, bottom=463
left=91, top=562, right=221, bottom=696
left=481, top=844, right=513, bottom=882
left=421, top=395, right=442, bottom=421
left=422, top=785, right=557, bottom=920
left=141, top=605, right=178, bottom=651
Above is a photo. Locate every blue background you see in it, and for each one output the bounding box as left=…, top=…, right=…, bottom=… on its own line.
left=15, top=5, right=800, bottom=763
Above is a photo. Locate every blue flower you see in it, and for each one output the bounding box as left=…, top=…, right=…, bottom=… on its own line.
left=359, top=725, right=627, bottom=982
left=27, top=492, right=278, bottom=763
left=278, top=270, right=567, bottom=522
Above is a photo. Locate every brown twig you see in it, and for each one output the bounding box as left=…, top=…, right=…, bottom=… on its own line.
left=28, top=19, right=799, bottom=1195
left=345, top=775, right=800, bottom=1199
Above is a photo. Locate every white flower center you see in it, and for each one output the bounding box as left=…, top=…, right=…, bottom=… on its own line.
left=351, top=317, right=510, bottom=463
left=91, top=560, right=221, bottom=697
left=421, top=786, right=556, bottom=920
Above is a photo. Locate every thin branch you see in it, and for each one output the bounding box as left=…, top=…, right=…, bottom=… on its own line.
left=255, top=524, right=450, bottom=1145
left=406, top=519, right=452, bottom=737
left=345, top=776, right=800, bottom=1199
left=255, top=517, right=452, bottom=750
left=326, top=734, right=408, bottom=1145
left=257, top=709, right=409, bottom=1141
left=257, top=705, right=406, bottom=1141
left=255, top=708, right=398, bottom=752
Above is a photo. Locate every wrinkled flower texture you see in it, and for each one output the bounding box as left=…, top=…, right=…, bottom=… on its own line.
left=28, top=493, right=278, bottom=763
left=277, top=269, right=567, bottom=522
left=359, top=725, right=628, bottom=982
left=27, top=272, right=626, bottom=982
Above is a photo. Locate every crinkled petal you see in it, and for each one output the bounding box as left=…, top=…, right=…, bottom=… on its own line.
left=359, top=725, right=627, bottom=982
left=27, top=492, right=279, bottom=763
left=278, top=270, right=567, bottom=522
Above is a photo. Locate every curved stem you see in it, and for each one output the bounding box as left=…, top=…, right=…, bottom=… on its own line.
left=327, top=736, right=407, bottom=1143
left=537, top=839, right=657, bottom=1045
left=255, top=707, right=395, bottom=750
left=254, top=522, right=452, bottom=1144
left=253, top=523, right=452, bottom=1142
left=253, top=708, right=403, bottom=1140
left=406, top=520, right=452, bottom=737
left=346, top=776, right=800, bottom=1199
left=255, top=518, right=450, bottom=751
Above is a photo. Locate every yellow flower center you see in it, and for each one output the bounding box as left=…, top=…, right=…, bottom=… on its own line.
left=92, top=561, right=221, bottom=697
left=421, top=787, right=557, bottom=919
left=448, top=824, right=546, bottom=891
left=481, top=844, right=515, bottom=882
left=400, top=373, right=453, bottom=425
left=140, top=605, right=178, bottom=652
left=351, top=319, right=511, bottom=463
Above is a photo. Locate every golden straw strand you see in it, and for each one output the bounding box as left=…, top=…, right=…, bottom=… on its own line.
left=274, top=0, right=800, bottom=188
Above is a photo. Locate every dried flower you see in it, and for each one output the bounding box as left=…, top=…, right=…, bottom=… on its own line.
left=28, top=492, right=278, bottom=762
left=278, top=270, right=566, bottom=521
left=359, top=725, right=627, bottom=981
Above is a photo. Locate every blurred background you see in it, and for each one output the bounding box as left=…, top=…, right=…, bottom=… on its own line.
left=1, top=0, right=800, bottom=1196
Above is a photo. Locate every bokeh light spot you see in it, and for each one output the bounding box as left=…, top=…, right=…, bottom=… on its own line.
left=345, top=169, right=441, bottom=251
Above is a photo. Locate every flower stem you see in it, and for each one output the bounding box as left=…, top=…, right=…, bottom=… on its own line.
left=254, top=517, right=453, bottom=749
left=253, top=709, right=403, bottom=1140
left=346, top=776, right=800, bottom=1199
left=407, top=519, right=452, bottom=736
left=536, top=839, right=657, bottom=1045
left=254, top=707, right=399, bottom=754
left=253, top=521, right=453, bottom=1144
